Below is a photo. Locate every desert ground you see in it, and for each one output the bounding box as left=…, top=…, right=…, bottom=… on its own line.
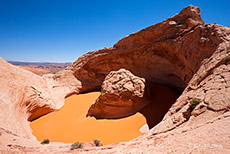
left=9, top=61, right=71, bottom=75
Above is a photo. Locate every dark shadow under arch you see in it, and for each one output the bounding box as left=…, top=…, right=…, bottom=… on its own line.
left=140, top=83, right=181, bottom=129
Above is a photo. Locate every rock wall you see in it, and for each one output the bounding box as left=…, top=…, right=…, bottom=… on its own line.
left=0, top=5, right=230, bottom=153
left=0, top=58, right=70, bottom=140
left=51, top=5, right=230, bottom=153
left=59, top=5, right=223, bottom=94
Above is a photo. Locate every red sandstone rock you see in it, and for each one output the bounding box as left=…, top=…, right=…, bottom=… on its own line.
left=1, top=5, right=230, bottom=153
left=87, top=69, right=149, bottom=119
left=62, top=5, right=220, bottom=94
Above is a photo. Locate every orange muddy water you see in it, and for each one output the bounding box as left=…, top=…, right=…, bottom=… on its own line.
left=30, top=92, right=147, bottom=145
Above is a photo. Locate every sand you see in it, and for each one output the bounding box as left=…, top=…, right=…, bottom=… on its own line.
left=30, top=92, right=147, bottom=145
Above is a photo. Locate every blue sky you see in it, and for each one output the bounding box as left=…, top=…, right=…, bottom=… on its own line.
left=0, top=0, right=229, bottom=62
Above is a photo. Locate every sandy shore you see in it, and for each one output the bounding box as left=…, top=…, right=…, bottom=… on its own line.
left=30, top=92, right=147, bottom=145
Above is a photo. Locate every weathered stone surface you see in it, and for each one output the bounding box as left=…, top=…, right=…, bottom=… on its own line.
left=87, top=68, right=179, bottom=129
left=0, top=5, right=230, bottom=154
left=60, top=5, right=222, bottom=94
left=0, top=58, right=53, bottom=140
left=0, top=57, right=80, bottom=152
left=59, top=5, right=230, bottom=153
left=0, top=57, right=72, bottom=141
left=87, top=69, right=149, bottom=119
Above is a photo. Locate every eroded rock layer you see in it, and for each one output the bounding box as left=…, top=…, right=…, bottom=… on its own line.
left=0, top=58, right=72, bottom=144
left=59, top=5, right=223, bottom=94
left=87, top=69, right=149, bottom=119
left=87, top=68, right=180, bottom=124
left=0, top=5, right=230, bottom=154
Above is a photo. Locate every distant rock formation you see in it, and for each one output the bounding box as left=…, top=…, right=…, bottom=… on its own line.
left=0, top=5, right=230, bottom=153
left=18, top=66, right=52, bottom=76
left=9, top=61, right=71, bottom=75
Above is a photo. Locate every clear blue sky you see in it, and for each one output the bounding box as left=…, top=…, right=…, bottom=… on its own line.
left=0, top=0, right=229, bottom=62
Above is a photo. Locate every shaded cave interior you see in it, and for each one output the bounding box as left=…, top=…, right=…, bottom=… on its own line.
left=139, top=82, right=182, bottom=129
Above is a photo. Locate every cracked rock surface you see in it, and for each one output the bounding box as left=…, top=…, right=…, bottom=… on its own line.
left=0, top=5, right=230, bottom=154
left=87, top=68, right=149, bottom=119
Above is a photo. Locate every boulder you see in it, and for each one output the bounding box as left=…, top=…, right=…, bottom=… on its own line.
left=87, top=69, right=149, bottom=119
left=87, top=68, right=180, bottom=129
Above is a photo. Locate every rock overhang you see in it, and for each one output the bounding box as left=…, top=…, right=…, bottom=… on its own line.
left=1, top=5, right=230, bottom=153
left=67, top=5, right=220, bottom=95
